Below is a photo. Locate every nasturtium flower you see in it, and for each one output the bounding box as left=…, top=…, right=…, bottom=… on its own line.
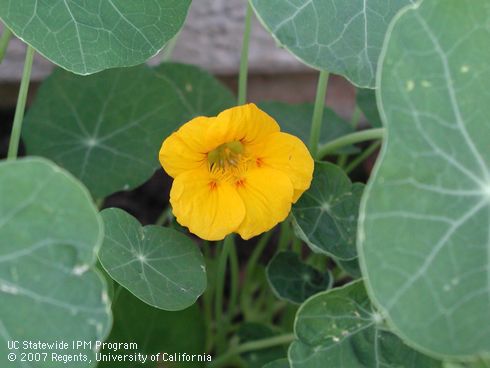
left=159, top=104, right=314, bottom=241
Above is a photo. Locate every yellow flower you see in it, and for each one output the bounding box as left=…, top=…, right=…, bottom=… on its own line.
left=159, top=104, right=314, bottom=241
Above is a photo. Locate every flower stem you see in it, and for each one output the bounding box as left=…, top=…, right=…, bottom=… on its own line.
left=308, top=70, right=330, bottom=158
left=7, top=45, right=35, bottom=160
left=292, top=235, right=302, bottom=254
left=209, top=333, right=295, bottom=368
left=0, top=25, right=13, bottom=64
left=345, top=141, right=381, bottom=174
left=241, top=231, right=272, bottom=318
left=278, top=220, right=292, bottom=251
left=203, top=242, right=215, bottom=353
left=237, top=2, right=253, bottom=105
left=317, top=128, right=385, bottom=158
left=223, top=239, right=239, bottom=331
left=155, top=206, right=173, bottom=226
left=214, top=235, right=233, bottom=353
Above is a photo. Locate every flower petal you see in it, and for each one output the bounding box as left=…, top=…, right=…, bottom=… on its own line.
left=159, top=116, right=213, bottom=178
left=170, top=169, right=245, bottom=241
left=236, top=167, right=294, bottom=240
left=251, top=132, right=314, bottom=202
left=206, top=104, right=280, bottom=148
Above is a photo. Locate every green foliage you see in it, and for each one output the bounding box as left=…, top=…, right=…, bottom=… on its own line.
left=99, top=289, right=206, bottom=368
left=99, top=208, right=206, bottom=311
left=250, top=0, right=414, bottom=87
left=152, top=63, right=236, bottom=116
left=0, top=158, right=111, bottom=367
left=356, top=88, right=382, bottom=128
left=443, top=358, right=490, bottom=368
left=293, top=162, right=364, bottom=260
left=0, top=0, right=191, bottom=75
left=359, top=0, right=490, bottom=359
left=266, top=251, right=332, bottom=304
left=444, top=361, right=490, bottom=368
left=260, top=102, right=358, bottom=153
left=238, top=324, right=287, bottom=368
left=2, top=0, right=487, bottom=366
left=289, top=280, right=442, bottom=368
left=23, top=63, right=235, bottom=198
left=335, top=257, right=362, bottom=279
left=263, top=359, right=290, bottom=368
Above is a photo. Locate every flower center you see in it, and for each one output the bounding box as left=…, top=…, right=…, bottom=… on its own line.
left=208, top=140, right=244, bottom=171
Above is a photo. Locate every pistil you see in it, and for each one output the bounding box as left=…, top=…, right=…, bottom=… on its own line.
left=208, top=141, right=244, bottom=171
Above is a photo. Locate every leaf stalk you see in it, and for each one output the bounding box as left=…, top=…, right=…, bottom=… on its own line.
left=308, top=70, right=330, bottom=158
left=318, top=128, right=385, bottom=158
left=7, top=45, right=35, bottom=160
left=237, top=3, right=253, bottom=105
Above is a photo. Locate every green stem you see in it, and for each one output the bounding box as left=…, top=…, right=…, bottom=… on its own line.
left=224, top=238, right=239, bottom=324
left=345, top=141, right=381, bottom=174
left=336, top=104, right=364, bottom=169
left=214, top=236, right=233, bottom=353
left=308, top=70, right=330, bottom=158
left=0, top=26, right=13, bottom=64
left=7, top=45, right=35, bottom=160
left=317, top=128, right=385, bottom=158
left=477, top=358, right=490, bottom=368
left=350, top=105, right=362, bottom=128
left=237, top=2, right=253, bottom=105
left=269, top=300, right=288, bottom=319
left=203, top=243, right=215, bottom=352
left=277, top=220, right=292, bottom=251
left=292, top=235, right=302, bottom=253
left=209, top=333, right=295, bottom=368
left=337, top=154, right=348, bottom=168
left=155, top=206, right=173, bottom=226
left=241, top=231, right=272, bottom=317
left=262, top=288, right=280, bottom=322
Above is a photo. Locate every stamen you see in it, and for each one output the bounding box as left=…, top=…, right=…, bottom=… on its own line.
left=208, top=140, right=245, bottom=171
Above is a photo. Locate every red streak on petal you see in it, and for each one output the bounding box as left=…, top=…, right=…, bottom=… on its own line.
left=235, top=179, right=246, bottom=188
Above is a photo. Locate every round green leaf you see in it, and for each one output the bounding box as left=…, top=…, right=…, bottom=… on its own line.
left=250, top=0, right=414, bottom=87
left=358, top=0, right=490, bottom=359
left=289, top=280, right=442, bottom=368
left=292, top=162, right=364, bottom=260
left=0, top=1, right=191, bottom=75
left=266, top=251, right=332, bottom=304
left=259, top=102, right=358, bottom=154
left=100, top=289, right=206, bottom=368
left=99, top=208, right=206, bottom=311
left=153, top=63, right=236, bottom=118
left=0, top=157, right=111, bottom=368
left=23, top=63, right=235, bottom=198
